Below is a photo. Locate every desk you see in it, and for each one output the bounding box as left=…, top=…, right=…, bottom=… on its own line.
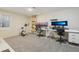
left=41, top=28, right=79, bottom=44
left=41, top=28, right=79, bottom=36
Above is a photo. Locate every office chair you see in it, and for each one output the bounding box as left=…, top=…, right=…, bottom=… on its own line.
left=56, top=27, right=66, bottom=44
left=37, top=27, right=44, bottom=37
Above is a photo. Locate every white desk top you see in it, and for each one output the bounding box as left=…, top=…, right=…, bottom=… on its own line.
left=41, top=28, right=79, bottom=33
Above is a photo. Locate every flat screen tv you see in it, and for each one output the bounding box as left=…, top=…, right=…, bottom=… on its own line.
left=51, top=21, right=68, bottom=26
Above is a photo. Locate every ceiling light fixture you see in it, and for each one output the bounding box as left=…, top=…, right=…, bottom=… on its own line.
left=28, top=8, right=34, bottom=11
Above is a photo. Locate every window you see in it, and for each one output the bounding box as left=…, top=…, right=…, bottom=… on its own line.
left=0, top=15, right=10, bottom=27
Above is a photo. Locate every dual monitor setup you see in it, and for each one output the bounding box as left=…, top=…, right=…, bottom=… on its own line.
left=51, top=21, right=68, bottom=26
left=50, top=21, right=68, bottom=29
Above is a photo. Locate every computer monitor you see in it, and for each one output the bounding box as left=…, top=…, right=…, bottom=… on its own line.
left=51, top=21, right=68, bottom=26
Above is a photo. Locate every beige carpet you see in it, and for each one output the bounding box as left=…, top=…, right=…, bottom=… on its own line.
left=4, top=33, right=79, bottom=52
left=4, top=34, right=50, bottom=52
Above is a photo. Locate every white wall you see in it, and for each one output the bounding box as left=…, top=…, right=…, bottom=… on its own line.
left=37, top=8, right=79, bottom=30
left=0, top=10, right=31, bottom=38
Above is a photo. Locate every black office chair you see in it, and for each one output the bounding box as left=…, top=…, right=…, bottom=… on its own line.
left=56, top=27, right=66, bottom=43
left=37, top=27, right=45, bottom=37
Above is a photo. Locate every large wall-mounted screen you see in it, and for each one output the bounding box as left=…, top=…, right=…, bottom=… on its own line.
left=51, top=21, right=68, bottom=26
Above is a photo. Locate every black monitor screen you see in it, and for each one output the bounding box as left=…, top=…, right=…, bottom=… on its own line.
left=51, top=21, right=68, bottom=26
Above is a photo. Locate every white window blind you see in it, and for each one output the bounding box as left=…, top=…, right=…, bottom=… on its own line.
left=0, top=15, right=10, bottom=27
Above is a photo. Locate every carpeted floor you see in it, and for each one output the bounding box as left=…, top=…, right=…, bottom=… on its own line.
left=4, top=33, right=79, bottom=52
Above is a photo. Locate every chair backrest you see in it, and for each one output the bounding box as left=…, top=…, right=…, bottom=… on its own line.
left=57, top=27, right=65, bottom=36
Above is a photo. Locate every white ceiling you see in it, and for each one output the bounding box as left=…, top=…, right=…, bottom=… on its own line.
left=0, top=7, right=69, bottom=16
